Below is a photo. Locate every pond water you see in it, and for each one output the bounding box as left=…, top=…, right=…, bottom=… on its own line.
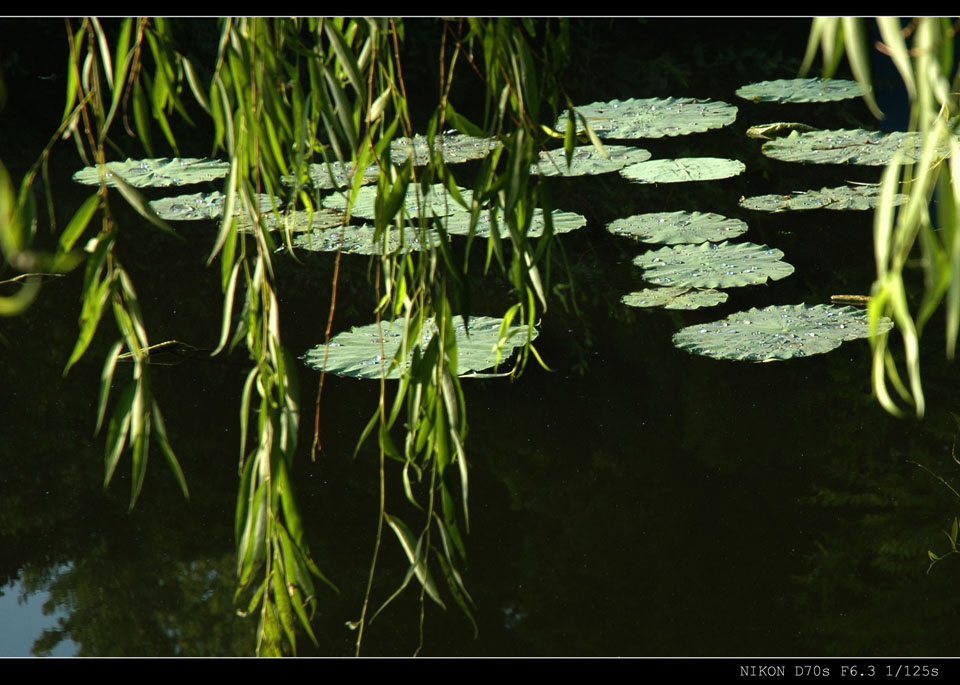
left=2, top=18, right=959, bottom=657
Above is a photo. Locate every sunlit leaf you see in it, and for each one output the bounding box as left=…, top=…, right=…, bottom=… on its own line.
left=557, top=97, right=738, bottom=139
left=736, top=77, right=863, bottom=103
left=673, top=303, right=895, bottom=361
left=391, top=133, right=497, bottom=166
left=622, top=286, right=728, bottom=310
left=634, top=241, right=795, bottom=289
left=607, top=210, right=747, bottom=245
left=323, top=183, right=473, bottom=220
left=740, top=183, right=910, bottom=212
left=620, top=157, right=745, bottom=183
left=532, top=144, right=650, bottom=176
left=72, top=157, right=231, bottom=188
left=761, top=129, right=946, bottom=166
left=302, top=315, right=537, bottom=379
left=440, top=208, right=586, bottom=238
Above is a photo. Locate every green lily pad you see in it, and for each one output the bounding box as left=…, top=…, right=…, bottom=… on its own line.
left=323, top=183, right=473, bottom=220
left=289, top=160, right=381, bottom=191
left=736, top=78, right=864, bottom=103
left=740, top=184, right=910, bottom=212
left=391, top=133, right=497, bottom=166
left=607, top=211, right=748, bottom=245
left=292, top=224, right=440, bottom=255
left=439, top=208, right=587, bottom=237
left=302, top=315, right=537, bottom=379
left=532, top=144, right=651, bottom=176
left=149, top=191, right=239, bottom=221
left=672, top=303, right=894, bottom=361
left=149, top=191, right=346, bottom=231
left=634, top=241, right=794, bottom=289
left=622, top=286, right=728, bottom=310
left=72, top=158, right=231, bottom=188
left=761, top=128, right=934, bottom=165
left=746, top=122, right=819, bottom=140
left=557, top=97, right=738, bottom=139
left=620, top=157, right=745, bottom=184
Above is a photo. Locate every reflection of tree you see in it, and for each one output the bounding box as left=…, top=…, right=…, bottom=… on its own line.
left=22, top=551, right=253, bottom=657
left=790, top=409, right=960, bottom=655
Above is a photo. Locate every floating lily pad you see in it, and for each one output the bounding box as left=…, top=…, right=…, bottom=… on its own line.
left=620, top=157, right=745, bottom=184
left=607, top=211, right=748, bottom=245
left=532, top=144, right=651, bottom=176
left=740, top=184, right=910, bottom=212
left=557, top=97, right=738, bottom=139
left=303, top=315, right=537, bottom=379
left=736, top=78, right=864, bottom=103
left=322, top=183, right=473, bottom=220
left=149, top=191, right=346, bottom=231
left=634, top=241, right=794, bottom=289
left=149, top=191, right=239, bottom=221
left=72, top=158, right=230, bottom=188
left=439, top=208, right=587, bottom=237
left=761, top=129, right=934, bottom=165
left=746, top=122, right=819, bottom=140
left=622, top=286, right=728, bottom=310
left=292, top=224, right=440, bottom=255
left=391, top=133, right=497, bottom=166
left=288, top=160, right=381, bottom=191
left=672, top=303, right=894, bottom=361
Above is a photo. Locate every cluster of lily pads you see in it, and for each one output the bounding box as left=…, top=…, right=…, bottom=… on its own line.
left=73, top=77, right=928, bottom=367
left=70, top=135, right=572, bottom=378
left=580, top=77, right=911, bottom=361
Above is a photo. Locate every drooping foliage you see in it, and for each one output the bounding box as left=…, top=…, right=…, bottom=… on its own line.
left=0, top=17, right=581, bottom=656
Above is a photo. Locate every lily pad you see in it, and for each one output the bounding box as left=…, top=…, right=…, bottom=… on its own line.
left=672, top=303, right=895, bottom=361
left=620, top=157, right=745, bottom=184
left=761, top=128, right=935, bottom=165
left=607, top=211, right=748, bottom=245
left=634, top=241, right=794, bottom=289
left=149, top=191, right=240, bottom=221
left=323, top=183, right=473, bottom=220
left=292, top=224, right=440, bottom=255
left=557, top=97, right=738, bottom=139
left=302, top=315, right=537, bottom=379
left=622, top=286, right=728, bottom=310
left=391, top=133, right=497, bottom=166
left=746, top=122, right=819, bottom=140
left=736, top=78, right=864, bottom=103
left=72, top=158, right=231, bottom=188
left=532, top=144, right=651, bottom=176
left=289, top=160, right=381, bottom=191
left=439, top=208, right=587, bottom=237
left=149, top=191, right=347, bottom=231
left=740, top=184, right=910, bottom=212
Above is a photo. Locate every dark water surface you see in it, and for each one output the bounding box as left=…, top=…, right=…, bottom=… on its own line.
left=2, top=18, right=959, bottom=657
